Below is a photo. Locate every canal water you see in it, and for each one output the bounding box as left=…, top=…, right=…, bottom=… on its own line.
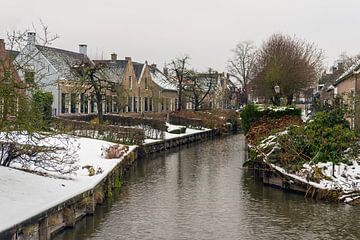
left=54, top=135, right=360, bottom=240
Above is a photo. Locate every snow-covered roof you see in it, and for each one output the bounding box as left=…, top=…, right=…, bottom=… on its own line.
left=36, top=45, right=93, bottom=81
left=228, top=75, right=242, bottom=89
left=149, top=65, right=177, bottom=91
left=334, top=59, right=360, bottom=86
left=93, top=60, right=127, bottom=83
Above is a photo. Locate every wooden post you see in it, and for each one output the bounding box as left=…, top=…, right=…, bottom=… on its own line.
left=63, top=206, right=76, bottom=228
left=85, top=194, right=96, bottom=215
left=38, top=217, right=50, bottom=240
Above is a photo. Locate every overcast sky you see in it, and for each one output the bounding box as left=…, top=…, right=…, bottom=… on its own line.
left=1, top=0, right=360, bottom=71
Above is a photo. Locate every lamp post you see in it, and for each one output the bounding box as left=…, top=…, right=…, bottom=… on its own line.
left=274, top=85, right=280, bottom=106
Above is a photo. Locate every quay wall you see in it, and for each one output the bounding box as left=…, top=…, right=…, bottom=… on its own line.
left=0, top=129, right=216, bottom=240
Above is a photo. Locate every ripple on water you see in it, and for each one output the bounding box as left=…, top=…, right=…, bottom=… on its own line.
left=54, top=135, right=360, bottom=240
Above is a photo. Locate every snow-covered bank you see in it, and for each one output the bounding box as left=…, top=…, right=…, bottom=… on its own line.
left=252, top=133, right=360, bottom=204
left=0, top=136, right=136, bottom=232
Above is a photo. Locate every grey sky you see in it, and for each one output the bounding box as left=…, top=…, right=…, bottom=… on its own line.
left=2, top=0, right=360, bottom=71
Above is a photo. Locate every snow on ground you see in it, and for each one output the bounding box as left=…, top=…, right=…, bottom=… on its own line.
left=0, top=136, right=136, bottom=232
left=144, top=123, right=211, bottom=145
left=0, top=124, right=210, bottom=231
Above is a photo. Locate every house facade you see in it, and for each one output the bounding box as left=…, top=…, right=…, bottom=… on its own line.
left=13, top=32, right=179, bottom=116
left=332, top=61, right=360, bottom=129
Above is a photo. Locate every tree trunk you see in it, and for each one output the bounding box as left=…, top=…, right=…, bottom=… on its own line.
left=96, top=93, right=103, bottom=124
left=194, top=98, right=200, bottom=111
left=178, top=84, right=183, bottom=111
left=243, top=88, right=248, bottom=105
left=286, top=95, right=293, bottom=105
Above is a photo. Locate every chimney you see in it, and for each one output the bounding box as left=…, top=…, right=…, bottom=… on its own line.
left=331, top=66, right=337, bottom=74
left=27, top=32, right=36, bottom=45
left=0, top=39, right=5, bottom=56
left=163, top=67, right=168, bottom=76
left=125, top=56, right=132, bottom=61
left=79, top=44, right=87, bottom=55
left=151, top=63, right=157, bottom=68
left=337, top=62, right=344, bottom=72
left=111, top=53, right=117, bottom=61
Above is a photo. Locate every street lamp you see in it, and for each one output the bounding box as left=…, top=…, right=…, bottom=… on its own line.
left=274, top=85, right=280, bottom=106
left=274, top=85, right=280, bottom=94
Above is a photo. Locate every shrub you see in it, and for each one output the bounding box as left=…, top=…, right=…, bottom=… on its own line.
left=276, top=110, right=358, bottom=170
left=240, top=104, right=301, bottom=133
left=32, top=90, right=53, bottom=127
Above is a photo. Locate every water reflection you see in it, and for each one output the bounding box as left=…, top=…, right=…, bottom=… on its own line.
left=55, top=135, right=360, bottom=240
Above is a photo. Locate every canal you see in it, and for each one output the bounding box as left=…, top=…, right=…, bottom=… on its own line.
left=54, top=135, right=360, bottom=240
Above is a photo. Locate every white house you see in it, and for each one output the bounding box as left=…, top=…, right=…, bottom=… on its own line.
left=13, top=32, right=92, bottom=116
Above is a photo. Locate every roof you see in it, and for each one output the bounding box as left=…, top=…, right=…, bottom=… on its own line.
left=334, top=60, right=360, bottom=86
left=93, top=60, right=127, bottom=83
left=36, top=45, right=92, bottom=80
left=132, top=62, right=145, bottom=81
left=149, top=65, right=177, bottom=91
left=228, top=74, right=242, bottom=89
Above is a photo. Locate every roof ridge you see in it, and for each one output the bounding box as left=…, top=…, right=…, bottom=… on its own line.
left=36, top=45, right=85, bottom=57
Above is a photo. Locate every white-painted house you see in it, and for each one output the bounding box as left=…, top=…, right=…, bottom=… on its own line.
left=14, top=32, right=92, bottom=116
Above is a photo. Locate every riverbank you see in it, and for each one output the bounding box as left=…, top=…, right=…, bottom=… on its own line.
left=243, top=105, right=360, bottom=205
left=0, top=125, right=215, bottom=240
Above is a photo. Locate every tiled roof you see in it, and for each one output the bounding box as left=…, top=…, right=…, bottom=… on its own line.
left=93, top=60, right=127, bottom=83
left=36, top=45, right=92, bottom=80
left=149, top=65, right=177, bottom=91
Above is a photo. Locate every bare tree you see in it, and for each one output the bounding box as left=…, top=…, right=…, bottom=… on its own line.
left=0, top=23, right=79, bottom=174
left=252, top=34, right=323, bottom=105
left=167, top=55, right=191, bottom=111
left=115, top=84, right=130, bottom=112
left=72, top=61, right=115, bottom=123
left=187, top=69, right=219, bottom=111
left=228, top=41, right=256, bottom=104
left=337, top=52, right=360, bottom=72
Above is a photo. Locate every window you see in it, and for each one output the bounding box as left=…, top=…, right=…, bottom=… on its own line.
left=70, top=93, right=77, bottom=113
left=149, top=97, right=153, bottom=112
left=127, top=96, right=132, bottom=112
left=25, top=70, right=35, bottom=85
left=80, top=94, right=84, bottom=113
left=138, top=97, right=142, bottom=112
left=128, top=76, right=132, bottom=90
left=144, top=97, right=149, bottom=112
left=84, top=95, right=89, bottom=113
left=61, top=93, right=67, bottom=114
left=145, top=77, right=148, bottom=90
left=133, top=96, right=138, bottom=112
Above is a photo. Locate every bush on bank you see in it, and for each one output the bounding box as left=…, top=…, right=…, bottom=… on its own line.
left=240, top=104, right=301, bottom=134
left=249, top=108, right=358, bottom=174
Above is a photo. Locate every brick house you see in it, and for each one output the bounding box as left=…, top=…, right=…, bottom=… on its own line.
left=94, top=55, right=178, bottom=113
left=332, top=61, right=360, bottom=128
left=0, top=39, right=23, bottom=117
